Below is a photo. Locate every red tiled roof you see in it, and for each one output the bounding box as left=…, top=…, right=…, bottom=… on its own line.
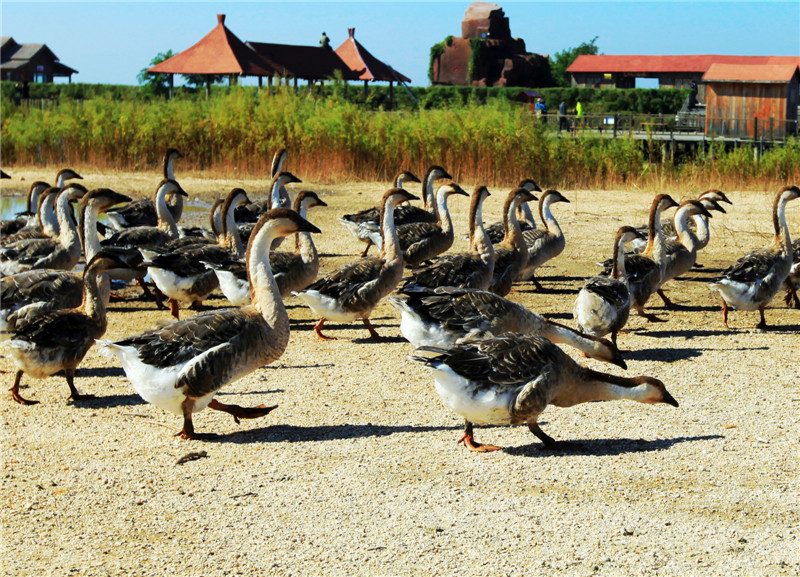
left=568, top=54, right=800, bottom=74
left=246, top=42, right=359, bottom=81
left=148, top=14, right=277, bottom=76
left=335, top=28, right=410, bottom=83
left=703, top=63, right=800, bottom=83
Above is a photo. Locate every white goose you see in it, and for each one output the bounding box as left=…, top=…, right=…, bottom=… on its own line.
left=296, top=187, right=419, bottom=341
left=573, top=226, right=643, bottom=346
left=99, top=208, right=321, bottom=439
left=411, top=333, right=678, bottom=452
left=517, top=189, right=571, bottom=288
left=390, top=285, right=626, bottom=367
left=710, top=185, right=800, bottom=328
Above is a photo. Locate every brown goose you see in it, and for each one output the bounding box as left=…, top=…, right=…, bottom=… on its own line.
left=488, top=187, right=539, bottom=296
left=384, top=182, right=468, bottom=268
left=142, top=187, right=251, bottom=318
left=106, top=148, right=184, bottom=230
left=784, top=238, right=800, bottom=308
left=390, top=285, right=626, bottom=367
left=0, top=183, right=88, bottom=275
left=483, top=178, right=542, bottom=244
left=1, top=189, right=134, bottom=338
left=207, top=190, right=328, bottom=305
left=339, top=170, right=422, bottom=256
left=608, top=194, right=679, bottom=322
left=296, top=187, right=419, bottom=341
left=411, top=333, right=678, bottom=452
left=517, top=190, right=571, bottom=288
left=573, top=226, right=644, bottom=346
left=99, top=209, right=321, bottom=439
left=1, top=181, right=51, bottom=237
left=402, top=185, right=494, bottom=290
left=234, top=171, right=302, bottom=223
left=5, top=250, right=134, bottom=405
left=654, top=199, right=715, bottom=307
left=710, top=185, right=800, bottom=328
left=1, top=185, right=60, bottom=246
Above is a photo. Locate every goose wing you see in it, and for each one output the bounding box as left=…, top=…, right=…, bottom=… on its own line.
left=147, top=245, right=230, bottom=277
left=1, top=270, right=83, bottom=311
left=581, top=276, right=629, bottom=307
left=108, top=198, right=157, bottom=228
left=394, top=205, right=436, bottom=226
left=0, top=238, right=58, bottom=266
left=102, top=226, right=172, bottom=248
left=341, top=206, right=380, bottom=225
left=404, top=253, right=487, bottom=289
left=9, top=309, right=98, bottom=350
left=413, top=333, right=565, bottom=391
left=402, top=286, right=516, bottom=334
left=305, top=257, right=384, bottom=306
left=714, top=249, right=781, bottom=285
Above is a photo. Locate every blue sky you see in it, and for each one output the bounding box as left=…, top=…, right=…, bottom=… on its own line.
left=2, top=1, right=798, bottom=87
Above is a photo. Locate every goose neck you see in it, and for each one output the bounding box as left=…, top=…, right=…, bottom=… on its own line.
left=379, top=200, right=402, bottom=262
left=155, top=186, right=180, bottom=238
left=611, top=234, right=627, bottom=280
left=574, top=369, right=652, bottom=404
left=40, top=195, right=59, bottom=237
left=248, top=224, right=289, bottom=331
left=296, top=202, right=318, bottom=263
left=774, top=193, right=793, bottom=253
left=540, top=196, right=562, bottom=236
left=82, top=266, right=109, bottom=334
left=80, top=203, right=102, bottom=261
left=436, top=191, right=455, bottom=236
left=56, top=192, right=79, bottom=248
left=470, top=196, right=494, bottom=261
left=222, top=199, right=245, bottom=258
left=674, top=207, right=701, bottom=254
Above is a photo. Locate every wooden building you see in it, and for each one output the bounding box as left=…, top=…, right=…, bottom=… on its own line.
left=703, top=64, right=799, bottom=139
left=1, top=37, right=77, bottom=83
left=335, top=27, right=410, bottom=96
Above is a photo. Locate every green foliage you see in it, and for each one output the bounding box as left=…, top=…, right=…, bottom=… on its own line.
left=550, top=36, right=599, bottom=88
left=428, top=36, right=453, bottom=84
left=137, top=50, right=175, bottom=97
left=468, top=38, right=485, bottom=83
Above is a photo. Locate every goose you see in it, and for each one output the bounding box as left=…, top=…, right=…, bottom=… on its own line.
left=1, top=181, right=51, bottom=237
left=101, top=179, right=188, bottom=249
left=410, top=333, right=678, bottom=452
left=517, top=190, right=571, bottom=288
left=390, top=285, right=626, bottom=367
left=206, top=190, right=328, bottom=305
left=483, top=178, right=542, bottom=244
left=629, top=189, right=733, bottom=256
left=105, top=148, right=184, bottom=230
left=606, top=194, right=679, bottom=322
left=488, top=187, right=539, bottom=296
left=142, top=187, right=251, bottom=318
left=295, top=187, right=419, bottom=341
left=654, top=199, right=716, bottom=307
left=573, top=226, right=643, bottom=346
left=1, top=185, right=61, bottom=246
left=401, top=185, right=494, bottom=290
left=99, top=208, right=321, bottom=439
left=4, top=250, right=134, bottom=405
left=1, top=189, right=134, bottom=337
left=0, top=183, right=88, bottom=275
left=710, top=185, right=800, bottom=328
left=234, top=171, right=302, bottom=223
left=339, top=170, right=422, bottom=256
left=370, top=182, right=468, bottom=268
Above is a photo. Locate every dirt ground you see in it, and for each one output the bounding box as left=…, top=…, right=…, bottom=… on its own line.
left=1, top=167, right=798, bottom=576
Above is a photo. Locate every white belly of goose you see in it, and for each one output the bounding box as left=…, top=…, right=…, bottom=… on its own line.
left=215, top=269, right=251, bottom=306
left=573, top=288, right=625, bottom=337
left=431, top=366, right=516, bottom=426
left=294, top=290, right=360, bottom=322
left=7, top=340, right=70, bottom=379
left=396, top=307, right=457, bottom=349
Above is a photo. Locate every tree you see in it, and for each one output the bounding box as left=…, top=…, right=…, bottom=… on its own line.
left=550, top=37, right=599, bottom=88
left=138, top=50, right=174, bottom=96
left=182, top=73, right=225, bottom=90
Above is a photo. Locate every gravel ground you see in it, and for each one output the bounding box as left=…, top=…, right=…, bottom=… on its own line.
left=1, top=168, right=798, bottom=576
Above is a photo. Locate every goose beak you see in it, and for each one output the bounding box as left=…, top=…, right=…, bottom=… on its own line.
left=661, top=389, right=679, bottom=407
left=299, top=219, right=322, bottom=234
left=611, top=354, right=627, bottom=370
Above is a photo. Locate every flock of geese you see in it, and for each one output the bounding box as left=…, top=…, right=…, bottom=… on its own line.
left=1, top=151, right=797, bottom=451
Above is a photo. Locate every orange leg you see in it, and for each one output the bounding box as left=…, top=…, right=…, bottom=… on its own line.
left=458, top=420, right=501, bottom=452
left=137, top=276, right=166, bottom=309
left=720, top=297, right=730, bottom=329
left=65, top=369, right=93, bottom=401
left=314, top=318, right=336, bottom=340
left=170, top=299, right=181, bottom=320
left=177, top=398, right=214, bottom=440
left=9, top=370, right=38, bottom=406
left=362, top=318, right=388, bottom=341
left=208, top=398, right=277, bottom=423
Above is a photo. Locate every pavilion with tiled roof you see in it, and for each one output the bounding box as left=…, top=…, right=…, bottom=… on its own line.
left=335, top=28, right=411, bottom=102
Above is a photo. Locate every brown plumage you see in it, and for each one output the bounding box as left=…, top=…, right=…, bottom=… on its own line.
left=488, top=187, right=538, bottom=296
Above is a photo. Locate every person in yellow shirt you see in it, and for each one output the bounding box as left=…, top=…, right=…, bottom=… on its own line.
left=575, top=100, right=583, bottom=129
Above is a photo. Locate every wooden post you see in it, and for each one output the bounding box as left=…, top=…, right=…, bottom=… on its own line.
left=363, top=79, right=368, bottom=99
left=753, top=117, right=758, bottom=141
left=258, top=76, right=263, bottom=89
left=168, top=74, right=174, bottom=99
left=294, top=77, right=298, bottom=90
left=389, top=81, right=394, bottom=109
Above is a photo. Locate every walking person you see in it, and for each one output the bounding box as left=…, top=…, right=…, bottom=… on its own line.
left=558, top=99, right=570, bottom=132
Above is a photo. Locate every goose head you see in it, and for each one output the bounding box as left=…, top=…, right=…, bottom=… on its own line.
left=700, top=189, right=732, bottom=205
left=384, top=187, right=420, bottom=208
left=631, top=376, right=679, bottom=407
left=700, top=197, right=726, bottom=215
left=423, top=166, right=452, bottom=208
left=677, top=199, right=713, bottom=220
left=270, top=148, right=288, bottom=177
left=55, top=168, right=83, bottom=188
left=779, top=184, right=800, bottom=202
left=540, top=189, right=570, bottom=207
left=0, top=170, right=9, bottom=179
left=294, top=190, right=328, bottom=212
left=80, top=188, right=132, bottom=214
left=154, top=178, right=189, bottom=202
left=652, top=194, right=679, bottom=213
left=617, top=225, right=645, bottom=245
left=63, top=182, right=89, bottom=202
left=249, top=207, right=321, bottom=245
left=272, top=171, right=301, bottom=188
left=394, top=170, right=421, bottom=188
left=517, top=178, right=543, bottom=193
left=436, top=182, right=469, bottom=202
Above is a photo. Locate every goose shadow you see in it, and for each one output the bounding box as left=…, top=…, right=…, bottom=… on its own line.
left=503, top=434, right=724, bottom=458
left=622, top=347, right=704, bottom=362
left=199, top=423, right=462, bottom=445
left=512, top=286, right=576, bottom=296
left=75, top=366, right=126, bottom=378
left=70, top=393, right=145, bottom=409
left=640, top=328, right=760, bottom=338
left=543, top=312, right=574, bottom=321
